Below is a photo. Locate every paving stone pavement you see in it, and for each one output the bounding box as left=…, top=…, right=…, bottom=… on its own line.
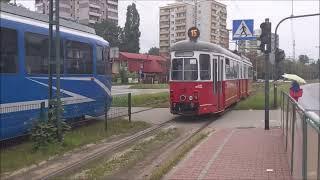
left=167, top=127, right=292, bottom=180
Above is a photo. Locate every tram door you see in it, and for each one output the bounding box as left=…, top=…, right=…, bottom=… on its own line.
left=213, top=56, right=223, bottom=110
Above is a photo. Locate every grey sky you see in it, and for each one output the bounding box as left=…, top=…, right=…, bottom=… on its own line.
left=14, top=0, right=320, bottom=60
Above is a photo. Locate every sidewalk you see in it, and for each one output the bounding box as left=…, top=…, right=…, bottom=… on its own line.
left=166, top=110, right=292, bottom=180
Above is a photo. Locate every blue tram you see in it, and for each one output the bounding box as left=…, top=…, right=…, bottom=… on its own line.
left=0, top=4, right=112, bottom=140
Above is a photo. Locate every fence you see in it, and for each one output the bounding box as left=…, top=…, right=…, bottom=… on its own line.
left=0, top=94, right=132, bottom=140
left=280, top=91, right=320, bottom=179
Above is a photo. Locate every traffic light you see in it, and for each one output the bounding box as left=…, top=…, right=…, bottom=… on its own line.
left=259, top=21, right=271, bottom=53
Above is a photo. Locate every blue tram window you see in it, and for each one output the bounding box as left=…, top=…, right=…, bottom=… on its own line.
left=0, top=27, right=18, bottom=73
left=65, top=40, right=92, bottom=74
left=96, top=46, right=105, bottom=75
left=25, top=32, right=63, bottom=74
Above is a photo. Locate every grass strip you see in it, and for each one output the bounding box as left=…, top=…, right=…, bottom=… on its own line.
left=0, top=119, right=150, bottom=174
left=112, top=92, right=169, bottom=107
left=129, top=84, right=168, bottom=89
left=149, top=132, right=208, bottom=180
left=235, top=82, right=291, bottom=110
left=69, top=128, right=179, bottom=179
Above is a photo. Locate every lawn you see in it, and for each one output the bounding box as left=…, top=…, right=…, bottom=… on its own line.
left=112, top=92, right=169, bottom=107
left=0, top=119, right=150, bottom=174
left=235, top=82, right=291, bottom=110
left=129, top=84, right=168, bottom=89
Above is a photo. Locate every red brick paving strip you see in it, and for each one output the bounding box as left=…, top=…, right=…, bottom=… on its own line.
left=169, top=128, right=292, bottom=180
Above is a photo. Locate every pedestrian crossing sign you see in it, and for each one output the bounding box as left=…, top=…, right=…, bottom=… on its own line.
left=232, top=19, right=255, bottom=40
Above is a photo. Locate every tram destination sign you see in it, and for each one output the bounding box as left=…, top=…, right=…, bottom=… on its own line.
left=188, top=27, right=200, bottom=41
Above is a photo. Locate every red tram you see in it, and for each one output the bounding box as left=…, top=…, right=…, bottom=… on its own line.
left=169, top=38, right=253, bottom=116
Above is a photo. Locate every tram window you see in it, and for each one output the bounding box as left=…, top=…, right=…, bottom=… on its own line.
left=225, top=58, right=232, bottom=79
left=66, top=40, right=92, bottom=74
left=175, top=51, right=194, bottom=57
left=25, top=32, right=63, bottom=74
left=96, top=46, right=105, bottom=74
left=0, top=27, right=18, bottom=73
left=184, top=58, right=198, bottom=80
left=249, top=66, right=253, bottom=79
left=199, top=54, right=210, bottom=80
left=171, top=58, right=183, bottom=80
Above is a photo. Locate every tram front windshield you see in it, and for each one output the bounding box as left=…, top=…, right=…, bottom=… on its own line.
left=171, top=58, right=198, bottom=80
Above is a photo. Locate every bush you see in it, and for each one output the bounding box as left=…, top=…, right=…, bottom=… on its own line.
left=30, top=99, right=70, bottom=151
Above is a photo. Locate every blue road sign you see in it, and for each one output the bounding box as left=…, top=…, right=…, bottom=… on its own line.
left=232, top=19, right=255, bottom=40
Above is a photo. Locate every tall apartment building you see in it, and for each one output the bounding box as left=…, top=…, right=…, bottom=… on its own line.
left=35, top=0, right=118, bottom=26
left=159, top=1, right=228, bottom=56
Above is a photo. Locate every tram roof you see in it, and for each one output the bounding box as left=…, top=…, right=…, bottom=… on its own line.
left=170, top=40, right=251, bottom=64
left=0, top=2, right=95, bottom=34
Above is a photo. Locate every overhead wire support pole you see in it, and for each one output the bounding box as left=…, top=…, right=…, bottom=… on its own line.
left=48, top=0, right=53, bottom=104
left=55, top=0, right=62, bottom=142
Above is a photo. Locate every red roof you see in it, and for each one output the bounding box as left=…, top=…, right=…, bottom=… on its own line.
left=120, top=52, right=166, bottom=62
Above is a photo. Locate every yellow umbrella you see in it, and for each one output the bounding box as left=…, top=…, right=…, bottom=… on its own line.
left=282, top=73, right=306, bottom=83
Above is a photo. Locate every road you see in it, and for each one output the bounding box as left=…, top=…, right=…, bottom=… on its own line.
left=300, top=83, right=320, bottom=115
left=111, top=85, right=168, bottom=96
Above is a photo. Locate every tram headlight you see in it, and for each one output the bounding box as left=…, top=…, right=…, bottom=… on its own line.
left=189, top=96, right=193, bottom=101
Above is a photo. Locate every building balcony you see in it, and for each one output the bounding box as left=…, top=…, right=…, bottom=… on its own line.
left=175, top=35, right=185, bottom=40
left=160, top=18, right=169, bottom=22
left=160, top=42, right=169, bottom=46
left=89, top=3, right=100, bottom=9
left=160, top=36, right=169, bottom=40
left=160, top=11, right=170, bottom=15
left=108, top=8, right=118, bottom=13
left=160, top=24, right=170, bottom=28
left=220, top=21, right=226, bottom=26
left=160, top=30, right=169, bottom=35
left=108, top=15, right=118, bottom=20
left=89, top=11, right=101, bottom=17
left=175, top=22, right=186, bottom=26
left=175, top=16, right=186, bottom=20
left=107, top=0, right=118, bottom=6
left=176, top=29, right=185, bottom=33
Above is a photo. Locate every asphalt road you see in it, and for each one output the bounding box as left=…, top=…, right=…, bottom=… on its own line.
left=111, top=85, right=168, bottom=96
left=300, top=83, right=320, bottom=115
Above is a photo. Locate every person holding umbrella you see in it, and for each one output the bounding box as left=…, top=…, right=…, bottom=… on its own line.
left=282, top=73, right=305, bottom=101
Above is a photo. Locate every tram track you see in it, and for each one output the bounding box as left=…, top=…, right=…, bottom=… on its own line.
left=5, top=118, right=173, bottom=180
left=5, top=105, right=234, bottom=180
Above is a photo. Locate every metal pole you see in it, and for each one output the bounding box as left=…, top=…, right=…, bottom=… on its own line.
left=48, top=0, right=53, bottom=104
left=291, top=103, right=296, bottom=175
left=55, top=0, right=62, bottom=142
left=285, top=96, right=289, bottom=151
left=274, top=83, right=277, bottom=108
left=302, top=114, right=307, bottom=179
left=128, top=93, right=132, bottom=122
left=265, top=52, right=270, bottom=130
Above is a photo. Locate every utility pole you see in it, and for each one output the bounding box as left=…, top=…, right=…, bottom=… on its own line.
left=194, top=0, right=197, bottom=27
left=259, top=18, right=272, bottom=130
left=55, top=0, right=62, bottom=142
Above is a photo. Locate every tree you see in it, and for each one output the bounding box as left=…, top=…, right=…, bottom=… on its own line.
left=94, top=20, right=123, bottom=47
left=147, top=47, right=160, bottom=55
left=298, top=54, right=309, bottom=64
left=122, top=3, right=141, bottom=53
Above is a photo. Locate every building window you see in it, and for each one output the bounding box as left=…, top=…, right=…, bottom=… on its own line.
left=66, top=40, right=92, bottom=74
left=0, top=27, right=18, bottom=73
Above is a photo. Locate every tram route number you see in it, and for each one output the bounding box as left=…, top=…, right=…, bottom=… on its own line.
left=188, top=27, right=200, bottom=41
